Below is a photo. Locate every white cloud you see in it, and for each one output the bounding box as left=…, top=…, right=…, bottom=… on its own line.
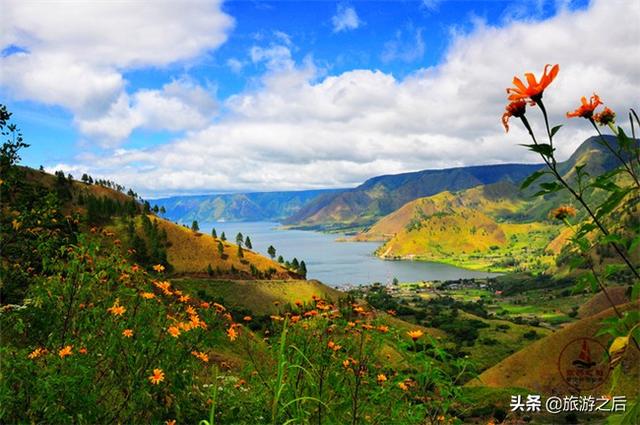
left=76, top=79, right=218, bottom=145
left=0, top=0, right=232, bottom=144
left=14, top=0, right=640, bottom=197
left=332, top=5, right=361, bottom=33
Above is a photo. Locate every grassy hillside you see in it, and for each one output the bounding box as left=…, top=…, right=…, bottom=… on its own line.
left=119, top=215, right=294, bottom=278
left=359, top=185, right=558, bottom=272
left=468, top=303, right=640, bottom=396
left=173, top=278, right=343, bottom=315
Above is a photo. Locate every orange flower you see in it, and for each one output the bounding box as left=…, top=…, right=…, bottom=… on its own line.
left=79, top=347, right=87, bottom=354
left=501, top=100, right=527, bottom=132
left=148, top=368, right=165, bottom=385
left=594, top=107, right=616, bottom=126
left=398, top=382, right=409, bottom=391
left=167, top=326, right=181, bottom=338
left=377, top=325, right=389, bottom=333
left=243, top=316, right=252, bottom=322
left=107, top=301, right=126, bottom=316
left=200, top=301, right=210, bottom=309
left=227, top=326, right=238, bottom=341
left=327, top=341, right=342, bottom=351
left=507, top=64, right=559, bottom=104
left=342, top=359, right=351, bottom=368
left=28, top=347, right=46, bottom=359
left=122, top=329, right=134, bottom=338
left=407, top=330, right=424, bottom=341
left=386, top=309, right=396, bottom=316
left=213, top=302, right=226, bottom=312
left=376, top=373, right=387, bottom=384
left=191, top=350, right=209, bottom=362
left=185, top=306, right=197, bottom=316
left=566, top=94, right=602, bottom=119
left=58, top=345, right=73, bottom=358
left=178, top=295, right=190, bottom=303
left=551, top=205, right=577, bottom=221
left=290, top=315, right=301, bottom=323
left=141, top=292, right=155, bottom=299
left=165, top=420, right=176, bottom=425
left=152, top=264, right=165, bottom=272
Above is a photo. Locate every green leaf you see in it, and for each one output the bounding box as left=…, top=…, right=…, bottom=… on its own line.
left=550, top=125, right=563, bottom=138
left=520, top=170, right=546, bottom=190
left=520, top=143, right=554, bottom=157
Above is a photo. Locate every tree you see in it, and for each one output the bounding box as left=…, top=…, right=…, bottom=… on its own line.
left=159, top=206, right=166, bottom=215
left=211, top=228, right=217, bottom=238
left=217, top=241, right=224, bottom=256
left=237, top=245, right=244, bottom=258
left=191, top=220, right=199, bottom=232
left=81, top=173, right=89, bottom=184
left=245, top=236, right=252, bottom=250
left=207, top=264, right=214, bottom=276
left=236, top=232, right=243, bottom=247
left=152, top=205, right=159, bottom=214
left=291, top=258, right=300, bottom=270
left=299, top=260, right=307, bottom=278
left=220, top=232, right=226, bottom=241
left=267, top=245, right=276, bottom=259
left=277, top=255, right=284, bottom=263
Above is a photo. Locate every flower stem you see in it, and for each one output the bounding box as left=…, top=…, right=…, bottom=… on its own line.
left=589, top=118, right=640, bottom=188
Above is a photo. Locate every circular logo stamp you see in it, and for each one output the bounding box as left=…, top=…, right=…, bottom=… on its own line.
left=558, top=337, right=610, bottom=391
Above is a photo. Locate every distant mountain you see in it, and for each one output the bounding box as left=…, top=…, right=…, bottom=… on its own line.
left=283, top=163, right=543, bottom=232
left=351, top=135, right=638, bottom=272
left=153, top=189, right=343, bottom=223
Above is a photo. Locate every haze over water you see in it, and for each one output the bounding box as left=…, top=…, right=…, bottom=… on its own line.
left=200, top=222, right=500, bottom=287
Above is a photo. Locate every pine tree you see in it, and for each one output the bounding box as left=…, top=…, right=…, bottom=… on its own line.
left=217, top=241, right=224, bottom=256
left=237, top=245, right=244, bottom=258
left=277, top=255, right=284, bottom=263
left=211, top=228, right=217, bottom=238
left=299, top=261, right=307, bottom=278
left=191, top=220, right=199, bottom=232
left=245, top=236, right=252, bottom=250
left=236, top=232, right=243, bottom=246
left=220, top=232, right=226, bottom=241
left=267, top=245, right=276, bottom=259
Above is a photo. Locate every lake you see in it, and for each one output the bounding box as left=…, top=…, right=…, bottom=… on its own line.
left=199, top=221, right=500, bottom=287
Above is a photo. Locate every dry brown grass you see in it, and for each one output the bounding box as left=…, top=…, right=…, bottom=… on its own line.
left=468, top=303, right=640, bottom=396
left=150, top=216, right=295, bottom=278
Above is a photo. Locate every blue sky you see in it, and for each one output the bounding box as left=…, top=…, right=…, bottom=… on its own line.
left=2, top=0, right=635, bottom=197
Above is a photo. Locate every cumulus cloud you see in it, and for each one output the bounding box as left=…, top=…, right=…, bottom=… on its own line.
left=0, top=0, right=232, bottom=144
left=332, top=5, right=361, bottom=32
left=15, top=0, right=640, bottom=197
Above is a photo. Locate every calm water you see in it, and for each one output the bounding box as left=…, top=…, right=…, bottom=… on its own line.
left=199, top=221, right=499, bottom=287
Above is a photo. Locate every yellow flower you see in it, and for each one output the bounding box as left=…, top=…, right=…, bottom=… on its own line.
left=185, top=306, right=197, bottom=316
left=377, top=325, right=389, bottom=333
left=141, top=292, right=155, bottom=299
left=376, top=374, right=387, bottom=384
left=122, top=329, right=134, bottom=338
left=227, top=326, right=238, bottom=341
left=107, top=301, right=126, bottom=316
left=152, top=264, right=165, bottom=273
left=148, top=368, right=165, bottom=385
left=551, top=205, right=577, bottom=221
left=407, top=330, right=424, bottom=341
left=327, top=341, right=342, bottom=351
left=191, top=350, right=209, bottom=363
left=167, top=326, right=181, bottom=338
left=398, top=382, right=409, bottom=391
left=58, top=345, right=73, bottom=358
left=28, top=347, right=46, bottom=359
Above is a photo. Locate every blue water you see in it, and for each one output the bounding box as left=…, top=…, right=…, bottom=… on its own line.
left=199, top=221, right=500, bottom=287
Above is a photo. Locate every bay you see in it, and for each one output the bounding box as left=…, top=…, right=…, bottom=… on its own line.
left=199, top=221, right=500, bottom=287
